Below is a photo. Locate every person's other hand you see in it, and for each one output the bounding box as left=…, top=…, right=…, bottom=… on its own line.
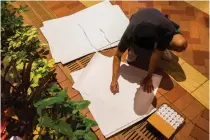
left=141, top=76, right=154, bottom=93
left=110, top=80, right=119, bottom=94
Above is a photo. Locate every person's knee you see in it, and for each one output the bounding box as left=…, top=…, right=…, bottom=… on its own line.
left=170, top=34, right=188, bottom=52
left=174, top=37, right=187, bottom=49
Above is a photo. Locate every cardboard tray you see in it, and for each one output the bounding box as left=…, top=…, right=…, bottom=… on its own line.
left=147, top=103, right=185, bottom=139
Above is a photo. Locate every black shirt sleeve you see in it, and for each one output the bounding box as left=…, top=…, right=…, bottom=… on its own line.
left=157, top=22, right=176, bottom=51
left=118, top=24, right=134, bottom=52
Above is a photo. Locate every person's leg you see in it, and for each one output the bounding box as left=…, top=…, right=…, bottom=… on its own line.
left=162, top=49, right=173, bottom=61
left=169, top=34, right=188, bottom=52
left=162, top=34, right=187, bottom=61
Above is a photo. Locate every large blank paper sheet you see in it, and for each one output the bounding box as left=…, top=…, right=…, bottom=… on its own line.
left=72, top=69, right=156, bottom=138
left=72, top=53, right=162, bottom=137
left=77, top=5, right=129, bottom=50
left=41, top=1, right=129, bottom=64
left=40, top=24, right=96, bottom=64
left=42, top=2, right=128, bottom=51
left=98, top=5, right=129, bottom=43
left=42, top=1, right=113, bottom=51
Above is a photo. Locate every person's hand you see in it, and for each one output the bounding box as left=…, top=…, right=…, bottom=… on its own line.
left=141, top=76, right=154, bottom=93
left=110, top=80, right=119, bottom=94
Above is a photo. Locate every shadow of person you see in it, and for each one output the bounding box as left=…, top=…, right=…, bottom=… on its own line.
left=119, top=63, right=175, bottom=96
left=133, top=87, right=157, bottom=115
left=158, top=52, right=186, bottom=82
left=126, top=46, right=186, bottom=89
left=119, top=64, right=158, bottom=115
left=118, top=46, right=186, bottom=115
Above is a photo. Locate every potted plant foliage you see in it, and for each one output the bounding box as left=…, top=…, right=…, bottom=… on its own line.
left=33, top=85, right=98, bottom=140
left=1, top=2, right=98, bottom=140
left=1, top=1, right=56, bottom=139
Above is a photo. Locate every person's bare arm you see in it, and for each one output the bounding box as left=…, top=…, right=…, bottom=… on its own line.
left=112, top=48, right=123, bottom=82
left=111, top=48, right=123, bottom=94
left=110, top=23, right=133, bottom=94
left=142, top=49, right=163, bottom=93
left=110, top=48, right=124, bottom=94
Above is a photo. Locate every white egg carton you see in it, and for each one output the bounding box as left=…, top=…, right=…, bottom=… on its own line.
left=156, top=104, right=184, bottom=129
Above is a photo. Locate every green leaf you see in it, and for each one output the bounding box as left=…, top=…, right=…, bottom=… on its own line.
left=26, top=34, right=34, bottom=42
left=47, top=84, right=61, bottom=92
left=16, top=41, right=21, bottom=48
left=38, top=115, right=73, bottom=137
left=63, top=104, right=69, bottom=107
left=54, top=120, right=73, bottom=137
left=83, top=131, right=98, bottom=140
left=71, top=136, right=78, bottom=140
left=74, top=130, right=85, bottom=136
left=16, top=62, right=24, bottom=70
left=83, top=118, right=98, bottom=131
left=72, top=110, right=79, bottom=115
left=31, top=74, right=42, bottom=88
left=40, top=43, right=48, bottom=47
left=35, top=89, right=67, bottom=108
left=27, top=87, right=32, bottom=95
left=36, top=67, right=46, bottom=73
left=17, top=5, right=28, bottom=13
left=2, top=55, right=11, bottom=67
left=30, top=82, right=39, bottom=88
left=70, top=100, right=90, bottom=110
left=30, top=72, right=35, bottom=81
left=34, top=89, right=68, bottom=115
left=47, top=59, right=55, bottom=68
left=38, top=115, right=54, bottom=128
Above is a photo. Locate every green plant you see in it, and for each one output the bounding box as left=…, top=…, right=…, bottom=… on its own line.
left=1, top=58, right=56, bottom=139
left=34, top=86, right=98, bottom=140
left=1, top=1, right=56, bottom=139
left=1, top=2, right=98, bottom=140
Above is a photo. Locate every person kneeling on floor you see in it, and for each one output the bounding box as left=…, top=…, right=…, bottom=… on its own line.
left=110, top=8, right=188, bottom=94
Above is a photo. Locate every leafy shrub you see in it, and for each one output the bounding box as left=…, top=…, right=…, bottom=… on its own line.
left=34, top=86, right=98, bottom=140
left=1, top=2, right=98, bottom=140
left=1, top=2, right=56, bottom=139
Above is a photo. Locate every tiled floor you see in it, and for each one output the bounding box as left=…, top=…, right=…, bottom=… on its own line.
left=185, top=1, right=209, bottom=14
left=13, top=1, right=209, bottom=139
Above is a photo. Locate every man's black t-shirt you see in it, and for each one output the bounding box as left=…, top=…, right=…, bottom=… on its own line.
left=118, top=8, right=179, bottom=52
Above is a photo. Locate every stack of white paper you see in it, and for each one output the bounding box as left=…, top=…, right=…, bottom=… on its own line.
left=72, top=53, right=162, bottom=138
left=41, top=1, right=129, bottom=64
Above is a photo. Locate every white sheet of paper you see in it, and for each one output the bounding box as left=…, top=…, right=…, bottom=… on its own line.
left=40, top=23, right=96, bottom=64
left=98, top=5, right=129, bottom=43
left=72, top=53, right=162, bottom=137
left=41, top=1, right=112, bottom=63
left=42, top=4, right=126, bottom=51
left=41, top=1, right=128, bottom=64
left=71, top=69, right=157, bottom=138
left=77, top=5, right=128, bottom=50
left=99, top=41, right=119, bottom=51
left=40, top=27, right=59, bottom=62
